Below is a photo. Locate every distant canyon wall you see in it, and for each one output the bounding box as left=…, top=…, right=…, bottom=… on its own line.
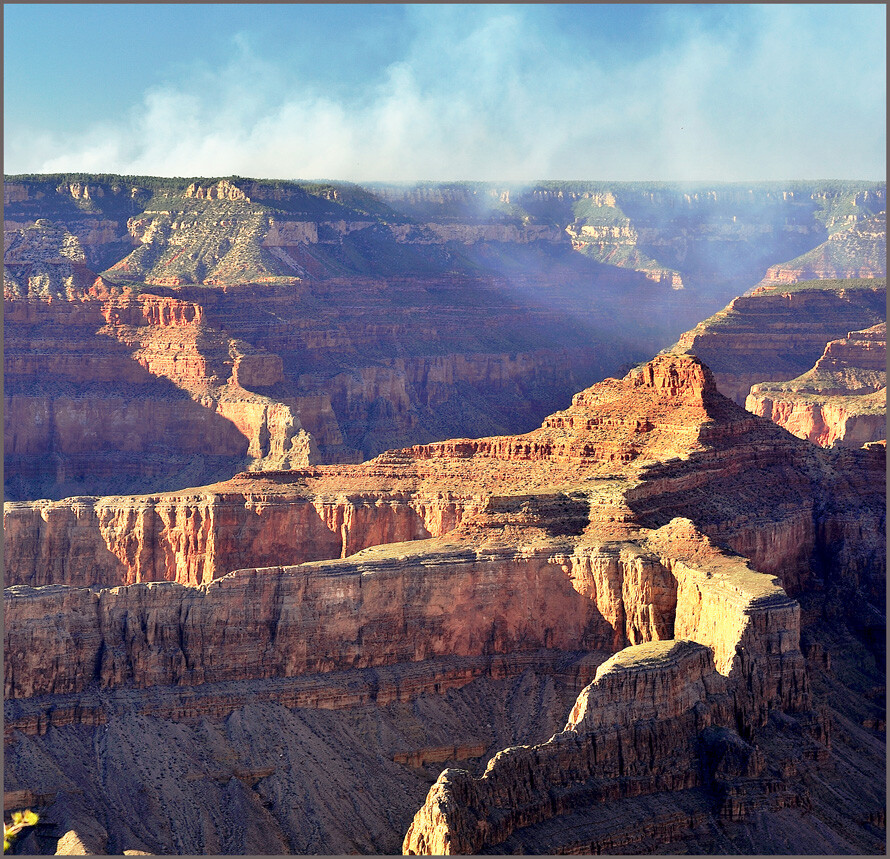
left=3, top=280, right=616, bottom=500
left=4, top=176, right=885, bottom=501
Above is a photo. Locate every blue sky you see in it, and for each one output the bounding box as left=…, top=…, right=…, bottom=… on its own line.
left=4, top=3, right=886, bottom=181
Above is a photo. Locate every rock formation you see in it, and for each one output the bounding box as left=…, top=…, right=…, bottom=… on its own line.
left=3, top=284, right=329, bottom=501
left=746, top=323, right=886, bottom=447
left=670, top=278, right=886, bottom=405
left=5, top=176, right=886, bottom=501
left=4, top=354, right=884, bottom=854
left=401, top=525, right=812, bottom=855
left=757, top=212, right=887, bottom=286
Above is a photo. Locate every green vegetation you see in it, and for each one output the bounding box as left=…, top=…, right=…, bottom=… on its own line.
left=4, top=810, right=38, bottom=853
left=4, top=173, right=883, bottom=290
left=570, top=205, right=628, bottom=226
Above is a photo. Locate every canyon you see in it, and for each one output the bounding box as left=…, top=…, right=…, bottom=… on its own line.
left=3, top=175, right=886, bottom=855
left=670, top=278, right=886, bottom=447
left=4, top=176, right=886, bottom=501
left=4, top=354, right=885, bottom=854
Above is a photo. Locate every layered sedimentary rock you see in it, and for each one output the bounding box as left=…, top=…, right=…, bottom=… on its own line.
left=671, top=278, right=886, bottom=405
left=5, top=176, right=886, bottom=501
left=4, top=354, right=885, bottom=854
left=8, top=353, right=877, bottom=596
left=758, top=212, right=887, bottom=286
left=3, top=229, right=638, bottom=500
left=3, top=286, right=327, bottom=500
left=402, top=517, right=814, bottom=854
left=746, top=323, right=886, bottom=447
left=5, top=177, right=883, bottom=301
left=374, top=181, right=885, bottom=293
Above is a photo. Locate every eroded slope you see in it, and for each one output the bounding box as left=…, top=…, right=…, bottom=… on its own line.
left=6, top=177, right=886, bottom=501
left=746, top=323, right=886, bottom=447
left=670, top=278, right=886, bottom=405
left=4, top=355, right=884, bottom=854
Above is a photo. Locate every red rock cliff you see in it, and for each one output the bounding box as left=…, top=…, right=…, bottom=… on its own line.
left=746, top=323, right=886, bottom=447
left=671, top=280, right=885, bottom=404
left=3, top=354, right=882, bottom=856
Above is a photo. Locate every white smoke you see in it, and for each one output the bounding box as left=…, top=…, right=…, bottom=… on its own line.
left=7, top=4, right=886, bottom=181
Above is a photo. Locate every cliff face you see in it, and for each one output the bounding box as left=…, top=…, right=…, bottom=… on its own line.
left=7, top=353, right=861, bottom=595
left=3, top=287, right=328, bottom=500
left=4, top=542, right=676, bottom=701
left=671, top=279, right=886, bottom=405
left=403, top=630, right=804, bottom=856
left=3, top=489, right=484, bottom=589
left=375, top=180, right=885, bottom=294
left=6, top=353, right=881, bottom=607
left=5, top=177, right=883, bottom=294
left=5, top=177, right=885, bottom=502
left=4, top=354, right=884, bottom=854
left=757, top=213, right=887, bottom=286
left=4, top=272, right=632, bottom=499
left=746, top=323, right=886, bottom=447
left=400, top=519, right=833, bottom=855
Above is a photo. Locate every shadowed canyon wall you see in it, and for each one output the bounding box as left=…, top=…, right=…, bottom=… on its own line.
left=5, top=176, right=885, bottom=501
left=3, top=172, right=886, bottom=855
left=671, top=279, right=885, bottom=405
left=4, top=355, right=884, bottom=854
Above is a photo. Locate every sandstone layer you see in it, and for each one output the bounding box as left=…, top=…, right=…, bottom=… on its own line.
left=757, top=212, right=887, bottom=286
left=4, top=354, right=884, bottom=854
left=671, top=278, right=886, bottom=405
left=8, top=177, right=882, bottom=294
left=4, top=287, right=324, bottom=500
left=5, top=176, right=886, bottom=502
left=746, top=323, right=886, bottom=447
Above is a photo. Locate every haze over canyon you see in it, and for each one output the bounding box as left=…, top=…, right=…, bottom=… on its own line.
left=3, top=174, right=886, bottom=855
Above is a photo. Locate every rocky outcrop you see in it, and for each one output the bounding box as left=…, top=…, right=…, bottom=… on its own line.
left=3, top=288, right=333, bottom=500
left=2, top=487, right=486, bottom=589
left=3, top=280, right=628, bottom=498
left=6, top=353, right=881, bottom=599
left=402, top=520, right=812, bottom=854
left=6, top=177, right=885, bottom=502
left=11, top=504, right=809, bottom=707
left=5, top=261, right=649, bottom=500
left=3, top=540, right=663, bottom=702
left=746, top=323, right=886, bottom=447
left=748, top=395, right=886, bottom=449
left=376, top=180, right=884, bottom=293
left=758, top=213, right=887, bottom=286
left=184, top=180, right=250, bottom=202
left=6, top=177, right=884, bottom=294
left=3, top=220, right=95, bottom=300
left=4, top=349, right=884, bottom=854
left=670, top=279, right=886, bottom=404
left=565, top=220, right=685, bottom=289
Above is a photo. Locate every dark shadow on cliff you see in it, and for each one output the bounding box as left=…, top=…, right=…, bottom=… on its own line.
left=4, top=305, right=254, bottom=501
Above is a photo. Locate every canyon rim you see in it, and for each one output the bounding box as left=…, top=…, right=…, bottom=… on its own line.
left=6, top=3, right=887, bottom=852
left=2, top=173, right=886, bottom=855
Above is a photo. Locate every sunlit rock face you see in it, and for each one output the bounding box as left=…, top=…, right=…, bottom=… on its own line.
left=756, top=211, right=887, bottom=286
left=4, top=353, right=884, bottom=855
left=4, top=177, right=885, bottom=502
left=670, top=279, right=885, bottom=405
left=3, top=177, right=885, bottom=854
left=746, top=323, right=886, bottom=448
